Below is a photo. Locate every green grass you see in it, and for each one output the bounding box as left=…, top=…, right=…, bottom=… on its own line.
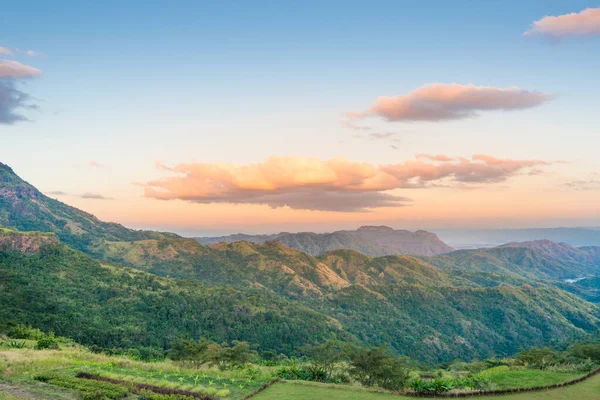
left=0, top=347, right=270, bottom=399
left=251, top=381, right=399, bottom=399
left=254, top=374, right=600, bottom=400
left=476, top=366, right=581, bottom=389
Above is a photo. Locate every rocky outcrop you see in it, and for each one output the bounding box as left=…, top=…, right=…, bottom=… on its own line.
left=0, top=229, right=58, bottom=253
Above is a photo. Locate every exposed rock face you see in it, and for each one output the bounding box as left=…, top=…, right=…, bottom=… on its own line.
left=0, top=230, right=58, bottom=253
left=197, top=225, right=455, bottom=257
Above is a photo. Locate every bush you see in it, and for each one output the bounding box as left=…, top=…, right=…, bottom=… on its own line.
left=35, top=337, right=59, bottom=350
left=410, top=375, right=489, bottom=394
left=7, top=324, right=45, bottom=340
left=568, top=344, right=600, bottom=362
left=7, top=340, right=26, bottom=349
left=516, top=347, right=559, bottom=369
left=347, top=346, right=411, bottom=390
left=275, top=364, right=314, bottom=381
left=34, top=373, right=128, bottom=399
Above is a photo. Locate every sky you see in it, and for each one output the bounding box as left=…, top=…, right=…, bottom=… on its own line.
left=1, top=1, right=600, bottom=236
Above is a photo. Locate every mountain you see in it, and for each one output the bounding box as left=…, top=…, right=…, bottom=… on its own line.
left=2, top=162, right=600, bottom=364
left=2, top=227, right=599, bottom=364
left=427, top=246, right=600, bottom=281
left=197, top=225, right=455, bottom=257
left=435, top=228, right=600, bottom=249
left=498, top=240, right=600, bottom=267
left=0, top=162, right=174, bottom=254
left=0, top=230, right=345, bottom=355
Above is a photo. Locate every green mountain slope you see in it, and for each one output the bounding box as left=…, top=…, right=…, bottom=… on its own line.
left=0, top=230, right=346, bottom=354
left=323, top=282, right=599, bottom=363
left=427, top=247, right=600, bottom=281
left=498, top=240, right=600, bottom=269
left=0, top=162, right=174, bottom=254
left=2, top=163, right=600, bottom=364
left=2, top=228, right=598, bottom=364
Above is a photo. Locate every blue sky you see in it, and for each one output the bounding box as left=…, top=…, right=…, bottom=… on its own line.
left=1, top=1, right=599, bottom=235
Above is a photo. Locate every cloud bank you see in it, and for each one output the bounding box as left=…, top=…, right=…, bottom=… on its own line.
left=347, top=83, right=552, bottom=122
left=144, top=155, right=548, bottom=211
left=0, top=59, right=41, bottom=124
left=525, top=8, right=600, bottom=39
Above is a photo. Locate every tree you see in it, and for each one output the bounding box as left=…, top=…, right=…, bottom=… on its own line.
left=168, top=338, right=211, bottom=362
left=347, top=346, right=411, bottom=390
left=516, top=346, right=559, bottom=368
left=225, top=341, right=258, bottom=367
left=201, top=340, right=257, bottom=370
left=568, top=344, right=600, bottom=362
left=301, top=339, right=346, bottom=381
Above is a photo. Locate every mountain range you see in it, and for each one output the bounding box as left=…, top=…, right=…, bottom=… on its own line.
left=196, top=225, right=454, bottom=257
left=1, top=162, right=600, bottom=364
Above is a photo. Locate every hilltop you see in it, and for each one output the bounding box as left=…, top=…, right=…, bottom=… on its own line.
left=197, top=225, right=454, bottom=257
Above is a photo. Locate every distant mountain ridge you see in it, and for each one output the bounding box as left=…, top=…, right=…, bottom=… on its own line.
left=497, top=240, right=600, bottom=267
left=436, top=228, right=600, bottom=248
left=197, top=225, right=455, bottom=257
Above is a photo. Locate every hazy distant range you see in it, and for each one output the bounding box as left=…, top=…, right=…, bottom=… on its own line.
left=196, top=226, right=600, bottom=252
left=431, top=227, right=600, bottom=249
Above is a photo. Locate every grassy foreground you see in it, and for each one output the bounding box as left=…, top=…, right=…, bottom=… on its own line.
left=253, top=374, right=600, bottom=400
left=0, top=344, right=271, bottom=399
left=0, top=341, right=597, bottom=399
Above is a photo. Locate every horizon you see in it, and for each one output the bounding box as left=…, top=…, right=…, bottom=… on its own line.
left=2, top=1, right=600, bottom=234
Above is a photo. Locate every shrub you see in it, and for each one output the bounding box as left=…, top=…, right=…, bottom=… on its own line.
left=516, top=347, right=559, bottom=369
left=568, top=344, right=600, bottom=362
left=275, top=364, right=314, bottom=381
left=7, top=324, right=45, bottom=340
left=35, top=337, right=59, bottom=350
left=34, top=373, right=129, bottom=399
left=347, top=346, right=411, bottom=390
left=7, top=340, right=26, bottom=349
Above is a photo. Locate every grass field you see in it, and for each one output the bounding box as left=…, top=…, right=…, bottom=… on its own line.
left=0, top=344, right=271, bottom=399
left=253, top=374, right=600, bottom=400
left=476, top=365, right=581, bottom=389
left=1, top=342, right=598, bottom=399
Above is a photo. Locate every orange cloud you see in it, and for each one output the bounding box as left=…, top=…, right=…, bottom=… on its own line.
left=525, top=8, right=600, bottom=38
left=347, top=83, right=552, bottom=122
left=144, top=155, right=548, bottom=212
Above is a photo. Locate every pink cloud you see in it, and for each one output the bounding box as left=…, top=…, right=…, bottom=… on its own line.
left=525, top=8, right=600, bottom=39
left=0, top=60, right=41, bottom=79
left=347, top=83, right=552, bottom=122
left=144, top=155, right=548, bottom=212
left=88, top=161, right=105, bottom=168
left=416, top=154, right=455, bottom=162
left=0, top=47, right=13, bottom=56
left=0, top=60, right=41, bottom=124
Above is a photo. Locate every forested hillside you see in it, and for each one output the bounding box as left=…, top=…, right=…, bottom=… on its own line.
left=2, top=227, right=599, bottom=364
left=2, top=163, right=600, bottom=364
